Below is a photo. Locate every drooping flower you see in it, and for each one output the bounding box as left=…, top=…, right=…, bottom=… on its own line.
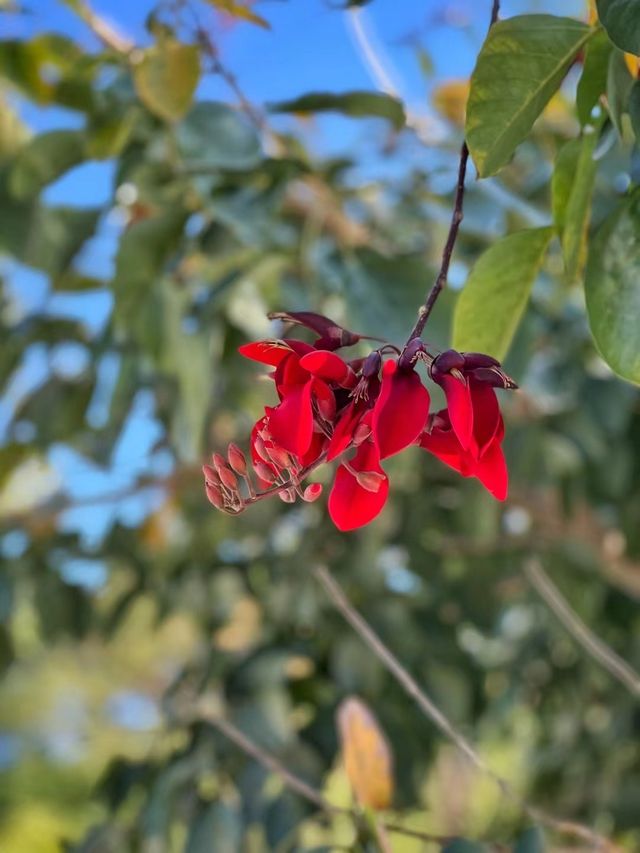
left=204, top=315, right=516, bottom=529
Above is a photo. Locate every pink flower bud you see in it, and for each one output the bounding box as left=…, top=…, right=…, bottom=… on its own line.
left=355, top=470, right=386, bottom=493
left=218, top=466, right=238, bottom=491
left=278, top=488, right=296, bottom=503
left=353, top=423, right=372, bottom=446
left=254, top=462, right=276, bottom=484
left=302, top=483, right=323, bottom=502
left=253, top=435, right=272, bottom=463
left=268, top=446, right=291, bottom=470
left=212, top=452, right=228, bottom=472
left=227, top=443, right=247, bottom=475
left=202, top=463, right=219, bottom=485
left=205, top=482, right=225, bottom=509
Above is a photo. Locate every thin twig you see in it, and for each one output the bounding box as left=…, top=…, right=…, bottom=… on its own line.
left=313, top=564, right=617, bottom=851
left=524, top=558, right=640, bottom=699
left=71, top=0, right=134, bottom=53
left=406, top=0, right=501, bottom=344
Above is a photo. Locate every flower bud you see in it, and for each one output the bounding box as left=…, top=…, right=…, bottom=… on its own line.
left=227, top=443, right=247, bottom=475
left=268, top=446, right=291, bottom=471
left=218, top=466, right=238, bottom=491
left=212, top=452, right=228, bottom=472
left=278, top=488, right=296, bottom=503
left=355, top=470, right=385, bottom=493
left=205, top=482, right=225, bottom=509
left=432, top=349, right=465, bottom=375
left=398, top=337, right=426, bottom=370
left=254, top=462, right=276, bottom=483
left=461, top=352, right=499, bottom=370
left=353, top=422, right=372, bottom=446
left=253, top=435, right=272, bottom=463
left=202, top=463, right=219, bottom=485
left=362, top=350, right=382, bottom=379
left=302, top=483, right=323, bottom=502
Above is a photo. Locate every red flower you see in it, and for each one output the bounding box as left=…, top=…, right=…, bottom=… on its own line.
left=205, top=316, right=517, bottom=529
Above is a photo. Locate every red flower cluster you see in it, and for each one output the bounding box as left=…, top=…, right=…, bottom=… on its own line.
left=204, top=312, right=517, bottom=531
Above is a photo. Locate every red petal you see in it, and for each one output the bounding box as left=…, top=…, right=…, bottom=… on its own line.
left=474, top=440, right=508, bottom=500
left=300, top=429, right=327, bottom=468
left=328, top=442, right=389, bottom=531
left=268, top=381, right=314, bottom=457
left=373, top=360, right=430, bottom=459
left=327, top=402, right=361, bottom=461
left=300, top=350, right=356, bottom=387
left=419, top=421, right=470, bottom=475
left=440, top=374, right=473, bottom=449
left=312, top=377, right=336, bottom=421
left=470, top=382, right=501, bottom=457
left=239, top=340, right=295, bottom=366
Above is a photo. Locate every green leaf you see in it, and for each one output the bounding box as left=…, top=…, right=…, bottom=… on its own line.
left=596, top=0, right=640, bottom=55
left=466, top=16, right=593, bottom=177
left=452, top=227, right=554, bottom=360
left=133, top=40, right=200, bottom=122
left=442, top=841, right=488, bottom=853
left=9, top=130, right=86, bottom=199
left=269, top=91, right=406, bottom=131
left=585, top=189, right=640, bottom=384
left=551, top=126, right=600, bottom=284
left=176, top=101, right=262, bottom=170
left=185, top=802, right=242, bottom=853
left=606, top=49, right=634, bottom=138
left=0, top=94, right=30, bottom=164
left=576, top=29, right=613, bottom=125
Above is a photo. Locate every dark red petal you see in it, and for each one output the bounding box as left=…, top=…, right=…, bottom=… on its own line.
left=300, top=350, right=356, bottom=387
left=439, top=374, right=473, bottom=450
left=328, top=443, right=389, bottom=531
left=470, top=381, right=501, bottom=457
left=268, top=381, right=314, bottom=457
left=474, top=440, right=508, bottom=500
left=268, top=310, right=360, bottom=349
left=373, top=360, right=431, bottom=459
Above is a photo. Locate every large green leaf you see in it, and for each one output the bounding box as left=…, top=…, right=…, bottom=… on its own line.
left=596, top=0, right=640, bottom=55
left=269, top=91, right=406, bottom=131
left=466, top=16, right=593, bottom=177
left=133, top=40, right=200, bottom=122
left=175, top=101, right=262, bottom=170
left=576, top=29, right=613, bottom=125
left=585, top=189, right=640, bottom=384
left=629, top=79, right=640, bottom=137
left=9, top=129, right=86, bottom=198
left=452, top=227, right=554, bottom=360
left=606, top=49, right=635, bottom=138
left=551, top=126, right=600, bottom=284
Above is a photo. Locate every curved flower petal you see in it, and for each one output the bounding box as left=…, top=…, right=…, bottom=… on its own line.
left=328, top=442, right=389, bottom=531
left=373, top=360, right=430, bottom=459
left=300, top=350, right=356, bottom=387
left=327, top=402, right=361, bottom=461
left=474, top=440, right=508, bottom=500
left=469, top=381, right=501, bottom=457
left=439, top=374, right=473, bottom=449
left=268, top=381, right=314, bottom=457
left=239, top=340, right=307, bottom=366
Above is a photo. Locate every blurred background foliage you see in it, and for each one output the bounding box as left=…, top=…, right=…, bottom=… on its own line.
left=0, top=0, right=639, bottom=850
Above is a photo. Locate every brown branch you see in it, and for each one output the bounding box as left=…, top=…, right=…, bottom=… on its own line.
left=406, top=0, right=501, bottom=344
left=69, top=0, right=134, bottom=53
left=313, top=564, right=618, bottom=851
left=524, top=558, right=640, bottom=699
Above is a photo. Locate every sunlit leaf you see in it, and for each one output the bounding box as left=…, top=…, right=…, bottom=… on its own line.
left=336, top=696, right=393, bottom=811
left=133, top=40, right=200, bottom=121
left=432, top=79, right=469, bottom=126
left=269, top=91, right=406, bottom=131
left=206, top=0, right=270, bottom=28
left=585, top=189, right=640, bottom=383
left=466, top=16, right=593, bottom=176
left=453, top=227, right=554, bottom=360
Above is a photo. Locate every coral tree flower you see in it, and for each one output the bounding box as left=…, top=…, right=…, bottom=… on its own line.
left=204, top=314, right=517, bottom=531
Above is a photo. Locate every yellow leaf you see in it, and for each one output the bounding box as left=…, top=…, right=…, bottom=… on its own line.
left=336, top=696, right=393, bottom=811
left=207, top=0, right=270, bottom=29
left=432, top=79, right=469, bottom=127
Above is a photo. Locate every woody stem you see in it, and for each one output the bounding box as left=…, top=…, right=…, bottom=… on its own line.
left=405, top=0, right=500, bottom=346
